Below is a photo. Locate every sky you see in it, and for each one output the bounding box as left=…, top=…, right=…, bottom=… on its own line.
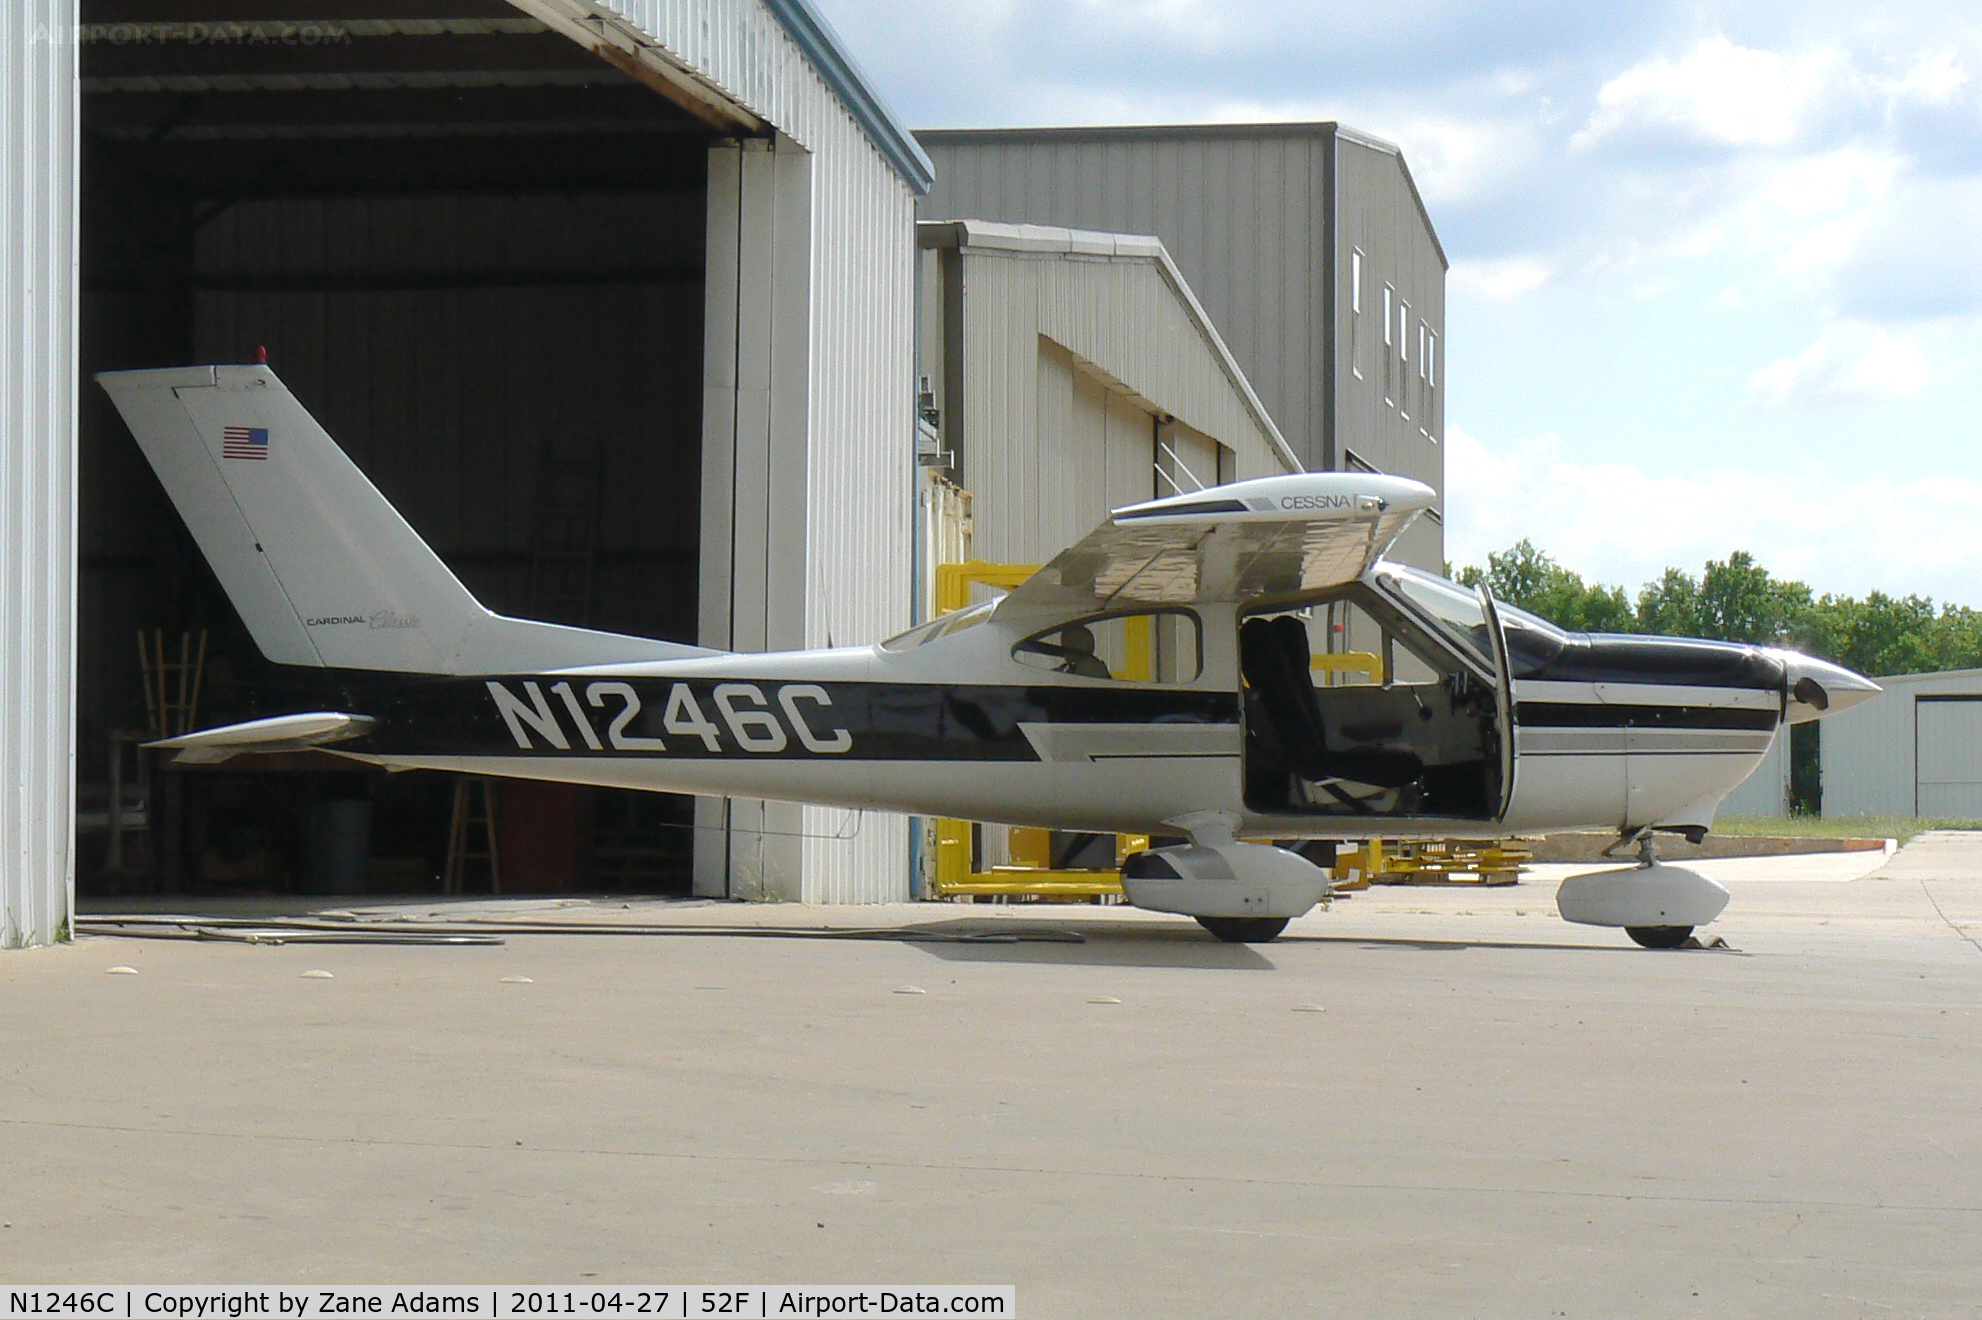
left=811, top=0, right=1982, bottom=606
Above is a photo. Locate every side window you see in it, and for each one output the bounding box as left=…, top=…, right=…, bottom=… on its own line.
left=1013, top=610, right=1203, bottom=683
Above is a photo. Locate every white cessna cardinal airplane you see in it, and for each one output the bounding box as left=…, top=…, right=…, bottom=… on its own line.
left=100, top=364, right=1878, bottom=947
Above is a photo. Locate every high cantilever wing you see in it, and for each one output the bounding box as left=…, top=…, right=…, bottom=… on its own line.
left=993, top=472, right=1436, bottom=624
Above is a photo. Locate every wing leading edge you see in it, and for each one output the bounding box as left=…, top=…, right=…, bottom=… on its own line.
left=993, top=473, right=1437, bottom=623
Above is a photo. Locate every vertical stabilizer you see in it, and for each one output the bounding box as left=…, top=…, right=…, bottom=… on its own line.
left=98, top=364, right=716, bottom=674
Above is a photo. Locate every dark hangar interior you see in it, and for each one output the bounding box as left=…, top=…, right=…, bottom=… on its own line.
left=80, top=0, right=723, bottom=896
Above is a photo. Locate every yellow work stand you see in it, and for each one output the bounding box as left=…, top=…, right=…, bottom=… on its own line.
left=930, top=824, right=1151, bottom=902
left=926, top=560, right=1151, bottom=903
left=1332, top=839, right=1531, bottom=889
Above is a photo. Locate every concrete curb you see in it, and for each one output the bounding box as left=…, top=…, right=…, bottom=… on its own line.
left=1527, top=833, right=1895, bottom=864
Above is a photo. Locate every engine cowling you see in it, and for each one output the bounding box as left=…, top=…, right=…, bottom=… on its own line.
left=1121, top=841, right=1330, bottom=920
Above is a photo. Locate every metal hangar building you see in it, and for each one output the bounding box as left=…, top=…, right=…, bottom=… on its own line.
left=0, top=14, right=1464, bottom=947
left=2, top=0, right=934, bottom=946
left=916, top=121, right=1449, bottom=572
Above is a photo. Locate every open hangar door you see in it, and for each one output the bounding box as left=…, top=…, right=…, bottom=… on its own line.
left=79, top=0, right=731, bottom=899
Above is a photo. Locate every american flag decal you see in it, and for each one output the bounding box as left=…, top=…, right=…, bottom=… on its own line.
left=222, top=425, right=269, bottom=460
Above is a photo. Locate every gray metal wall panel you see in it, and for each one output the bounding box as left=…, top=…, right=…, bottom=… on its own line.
left=947, top=240, right=1289, bottom=567
left=1334, top=135, right=1443, bottom=533
left=1719, top=727, right=1791, bottom=818
left=1822, top=669, right=1982, bottom=818
left=1914, top=700, right=1982, bottom=817
left=791, top=103, right=917, bottom=904
left=592, top=0, right=923, bottom=204
left=918, top=125, right=1445, bottom=569
left=1, top=0, right=77, bottom=948
left=920, top=130, right=1329, bottom=466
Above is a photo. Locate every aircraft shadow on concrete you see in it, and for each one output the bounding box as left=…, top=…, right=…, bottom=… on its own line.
left=897, top=917, right=1736, bottom=963
left=898, top=917, right=1279, bottom=969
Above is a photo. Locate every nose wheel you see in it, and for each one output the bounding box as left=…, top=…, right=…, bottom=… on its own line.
left=1625, top=925, right=1694, bottom=949
left=1195, top=916, right=1290, bottom=943
left=1622, top=837, right=1698, bottom=947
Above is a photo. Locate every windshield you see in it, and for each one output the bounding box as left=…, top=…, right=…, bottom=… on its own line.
left=1375, top=566, right=1569, bottom=674
left=878, top=600, right=995, bottom=652
left=1381, top=568, right=1493, bottom=663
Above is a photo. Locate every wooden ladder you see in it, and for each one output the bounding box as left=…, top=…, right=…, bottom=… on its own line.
left=137, top=629, right=207, bottom=737
left=443, top=777, right=501, bottom=895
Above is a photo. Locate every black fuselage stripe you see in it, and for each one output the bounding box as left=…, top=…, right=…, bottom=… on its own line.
left=353, top=677, right=1239, bottom=763
left=330, top=674, right=1780, bottom=763
left=1516, top=701, right=1778, bottom=731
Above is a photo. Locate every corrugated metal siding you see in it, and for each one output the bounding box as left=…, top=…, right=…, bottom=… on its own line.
left=962, top=254, right=1041, bottom=559
left=1031, top=254, right=1282, bottom=461
left=1719, top=727, right=1790, bottom=818
left=569, top=0, right=918, bottom=902
left=1, top=0, right=78, bottom=947
left=1916, top=700, right=1982, bottom=816
left=1333, top=135, right=1443, bottom=545
left=918, top=126, right=1447, bottom=570
left=920, top=131, right=1328, bottom=467
left=795, top=105, right=917, bottom=903
left=598, top=0, right=912, bottom=194
left=956, top=243, right=1290, bottom=565
left=1823, top=669, right=1982, bottom=817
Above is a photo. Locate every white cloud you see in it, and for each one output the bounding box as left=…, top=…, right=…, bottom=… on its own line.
left=1731, top=146, right=1902, bottom=276
left=1072, top=0, right=1238, bottom=50
left=1574, top=36, right=1843, bottom=152
left=1748, top=321, right=1930, bottom=406
left=1836, top=174, right=1982, bottom=317
left=1383, top=114, right=1543, bottom=205
left=1449, top=255, right=1554, bottom=299
left=1444, top=426, right=1982, bottom=606
left=1878, top=47, right=1968, bottom=106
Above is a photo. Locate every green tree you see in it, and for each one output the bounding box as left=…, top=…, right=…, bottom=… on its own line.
left=1634, top=567, right=1701, bottom=636
left=1694, top=551, right=1811, bottom=644
left=1457, top=543, right=1980, bottom=678
left=1798, top=592, right=1937, bottom=677
left=1458, top=539, right=1638, bottom=633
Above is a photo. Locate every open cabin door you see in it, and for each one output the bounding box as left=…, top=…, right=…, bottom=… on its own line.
left=1475, top=585, right=1520, bottom=821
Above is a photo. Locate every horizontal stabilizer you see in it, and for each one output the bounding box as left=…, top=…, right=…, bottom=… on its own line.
left=148, top=711, right=376, bottom=764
